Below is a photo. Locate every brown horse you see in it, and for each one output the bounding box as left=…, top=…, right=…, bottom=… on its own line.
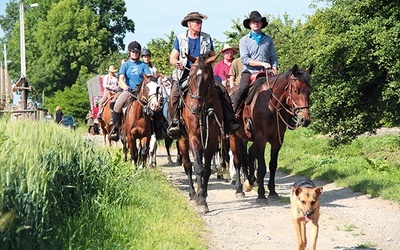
left=177, top=54, right=224, bottom=214
left=120, top=75, right=161, bottom=168
left=98, top=93, right=117, bottom=147
left=230, top=64, right=312, bottom=201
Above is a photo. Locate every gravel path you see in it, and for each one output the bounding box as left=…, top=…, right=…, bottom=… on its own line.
left=157, top=147, right=400, bottom=250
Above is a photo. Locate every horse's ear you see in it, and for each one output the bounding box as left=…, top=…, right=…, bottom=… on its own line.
left=306, top=64, right=313, bottom=75
left=292, top=64, right=299, bottom=76
left=186, top=53, right=196, bottom=64
left=206, top=54, right=220, bottom=64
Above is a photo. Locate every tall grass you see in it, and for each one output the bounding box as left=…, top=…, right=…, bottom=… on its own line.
left=278, top=128, right=400, bottom=203
left=0, top=119, right=206, bottom=249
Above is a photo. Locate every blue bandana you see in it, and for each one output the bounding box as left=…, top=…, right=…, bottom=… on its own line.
left=250, top=31, right=265, bottom=45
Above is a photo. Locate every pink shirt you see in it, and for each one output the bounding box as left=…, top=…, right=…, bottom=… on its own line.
left=213, top=60, right=232, bottom=81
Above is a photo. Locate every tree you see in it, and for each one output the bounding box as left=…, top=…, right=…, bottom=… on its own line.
left=301, top=0, right=400, bottom=144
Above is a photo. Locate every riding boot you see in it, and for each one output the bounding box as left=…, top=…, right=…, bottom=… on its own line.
left=109, top=111, right=120, bottom=141
left=167, top=81, right=181, bottom=139
left=232, top=85, right=247, bottom=114
left=215, top=81, right=240, bottom=134
left=108, top=102, right=116, bottom=125
left=97, top=107, right=103, bottom=121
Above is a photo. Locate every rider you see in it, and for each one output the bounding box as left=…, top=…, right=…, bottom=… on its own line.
left=97, top=65, right=119, bottom=121
left=232, top=10, right=279, bottom=113
left=167, top=11, right=240, bottom=139
left=109, top=41, right=152, bottom=141
left=141, top=48, right=158, bottom=77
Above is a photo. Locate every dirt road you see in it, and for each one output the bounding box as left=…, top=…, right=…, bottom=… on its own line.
left=158, top=147, right=400, bottom=250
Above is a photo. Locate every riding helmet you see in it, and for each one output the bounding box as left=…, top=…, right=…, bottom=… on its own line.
left=141, top=49, right=152, bottom=57
left=128, top=41, right=142, bottom=52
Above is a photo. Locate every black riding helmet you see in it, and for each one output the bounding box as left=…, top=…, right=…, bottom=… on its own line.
left=141, top=49, right=152, bottom=57
left=128, top=41, right=141, bottom=52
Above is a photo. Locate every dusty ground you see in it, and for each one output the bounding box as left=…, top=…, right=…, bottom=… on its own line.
left=89, top=131, right=400, bottom=250
left=157, top=148, right=400, bottom=250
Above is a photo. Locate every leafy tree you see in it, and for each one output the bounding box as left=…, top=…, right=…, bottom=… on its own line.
left=78, top=0, right=134, bottom=52
left=302, top=0, right=400, bottom=144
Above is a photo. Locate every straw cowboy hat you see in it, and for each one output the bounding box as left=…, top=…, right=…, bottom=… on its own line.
left=243, top=11, right=268, bottom=29
left=219, top=44, right=238, bottom=55
left=107, top=65, right=118, bottom=73
left=181, top=12, right=208, bottom=27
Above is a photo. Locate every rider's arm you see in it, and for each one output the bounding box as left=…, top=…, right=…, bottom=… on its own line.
left=118, top=74, right=129, bottom=91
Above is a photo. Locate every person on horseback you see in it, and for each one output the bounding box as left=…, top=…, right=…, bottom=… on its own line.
left=97, top=65, right=119, bottom=121
left=213, top=44, right=238, bottom=89
left=141, top=48, right=158, bottom=77
left=109, top=41, right=152, bottom=141
left=232, top=10, right=279, bottom=113
left=167, top=11, right=240, bottom=139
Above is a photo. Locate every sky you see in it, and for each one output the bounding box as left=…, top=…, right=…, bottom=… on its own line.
left=0, top=0, right=326, bottom=48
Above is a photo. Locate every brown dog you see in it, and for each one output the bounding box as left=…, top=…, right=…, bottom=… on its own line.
left=290, top=178, right=323, bottom=250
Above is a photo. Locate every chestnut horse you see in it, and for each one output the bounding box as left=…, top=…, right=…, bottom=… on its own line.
left=230, top=64, right=312, bottom=201
left=177, top=54, right=224, bottom=214
left=98, top=93, right=117, bottom=146
left=120, top=75, right=161, bottom=168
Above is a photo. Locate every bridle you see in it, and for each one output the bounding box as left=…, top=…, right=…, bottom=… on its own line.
left=181, top=62, right=224, bottom=149
left=266, top=72, right=310, bottom=144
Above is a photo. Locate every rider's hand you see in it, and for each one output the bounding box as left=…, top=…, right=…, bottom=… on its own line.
left=262, top=62, right=271, bottom=69
left=175, top=62, right=184, bottom=70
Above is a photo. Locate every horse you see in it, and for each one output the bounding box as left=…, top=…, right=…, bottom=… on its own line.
left=120, top=75, right=161, bottom=168
left=176, top=53, right=224, bottom=214
left=148, top=74, right=180, bottom=167
left=229, top=64, right=312, bottom=201
left=98, top=92, right=118, bottom=147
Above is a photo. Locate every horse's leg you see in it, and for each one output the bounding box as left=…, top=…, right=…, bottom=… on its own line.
left=199, top=152, right=213, bottom=214
left=176, top=140, right=182, bottom=164
left=164, top=137, right=174, bottom=165
left=252, top=139, right=268, bottom=201
left=268, top=141, right=282, bottom=198
left=141, top=137, right=150, bottom=169
left=178, top=138, right=195, bottom=200
left=229, top=135, right=245, bottom=198
left=193, top=148, right=207, bottom=214
left=128, top=137, right=138, bottom=166
left=149, top=133, right=157, bottom=168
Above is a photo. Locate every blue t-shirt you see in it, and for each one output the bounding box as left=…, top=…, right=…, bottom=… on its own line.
left=173, top=37, right=214, bottom=67
left=119, top=59, right=151, bottom=91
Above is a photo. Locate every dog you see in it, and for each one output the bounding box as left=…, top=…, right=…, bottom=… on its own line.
left=290, top=178, right=323, bottom=250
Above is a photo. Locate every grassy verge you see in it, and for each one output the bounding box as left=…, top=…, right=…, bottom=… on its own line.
left=0, top=119, right=206, bottom=249
left=278, top=128, right=400, bottom=203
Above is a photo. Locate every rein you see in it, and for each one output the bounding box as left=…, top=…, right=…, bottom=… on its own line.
left=265, top=73, right=310, bottom=144
left=179, top=63, right=224, bottom=149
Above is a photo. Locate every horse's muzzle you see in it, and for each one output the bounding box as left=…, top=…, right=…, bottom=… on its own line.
left=296, top=108, right=311, bottom=127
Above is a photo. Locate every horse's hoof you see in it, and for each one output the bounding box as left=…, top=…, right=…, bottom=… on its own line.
left=217, top=174, right=223, bottom=180
left=243, top=180, right=253, bottom=192
left=197, top=204, right=209, bottom=214
left=235, top=191, right=245, bottom=199
left=255, top=197, right=268, bottom=204
left=268, top=193, right=280, bottom=201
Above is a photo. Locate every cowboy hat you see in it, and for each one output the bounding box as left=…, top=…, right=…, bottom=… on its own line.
left=243, top=11, right=268, bottom=29
left=181, top=12, right=208, bottom=27
left=219, top=44, right=238, bottom=55
left=107, top=65, right=118, bottom=73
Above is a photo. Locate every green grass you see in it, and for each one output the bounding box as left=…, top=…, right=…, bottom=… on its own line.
left=0, top=119, right=207, bottom=249
left=278, top=128, right=400, bottom=203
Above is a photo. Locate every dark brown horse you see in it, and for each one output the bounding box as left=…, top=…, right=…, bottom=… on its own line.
left=120, top=75, right=161, bottom=168
left=230, top=64, right=312, bottom=201
left=98, top=93, right=117, bottom=147
left=177, top=54, right=224, bottom=214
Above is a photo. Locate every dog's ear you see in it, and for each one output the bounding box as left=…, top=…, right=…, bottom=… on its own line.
left=294, top=187, right=303, bottom=197
left=314, top=187, right=323, bottom=196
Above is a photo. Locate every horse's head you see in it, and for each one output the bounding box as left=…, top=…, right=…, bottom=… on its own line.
left=142, top=75, right=161, bottom=112
left=285, top=64, right=312, bottom=127
left=186, top=53, right=217, bottom=115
